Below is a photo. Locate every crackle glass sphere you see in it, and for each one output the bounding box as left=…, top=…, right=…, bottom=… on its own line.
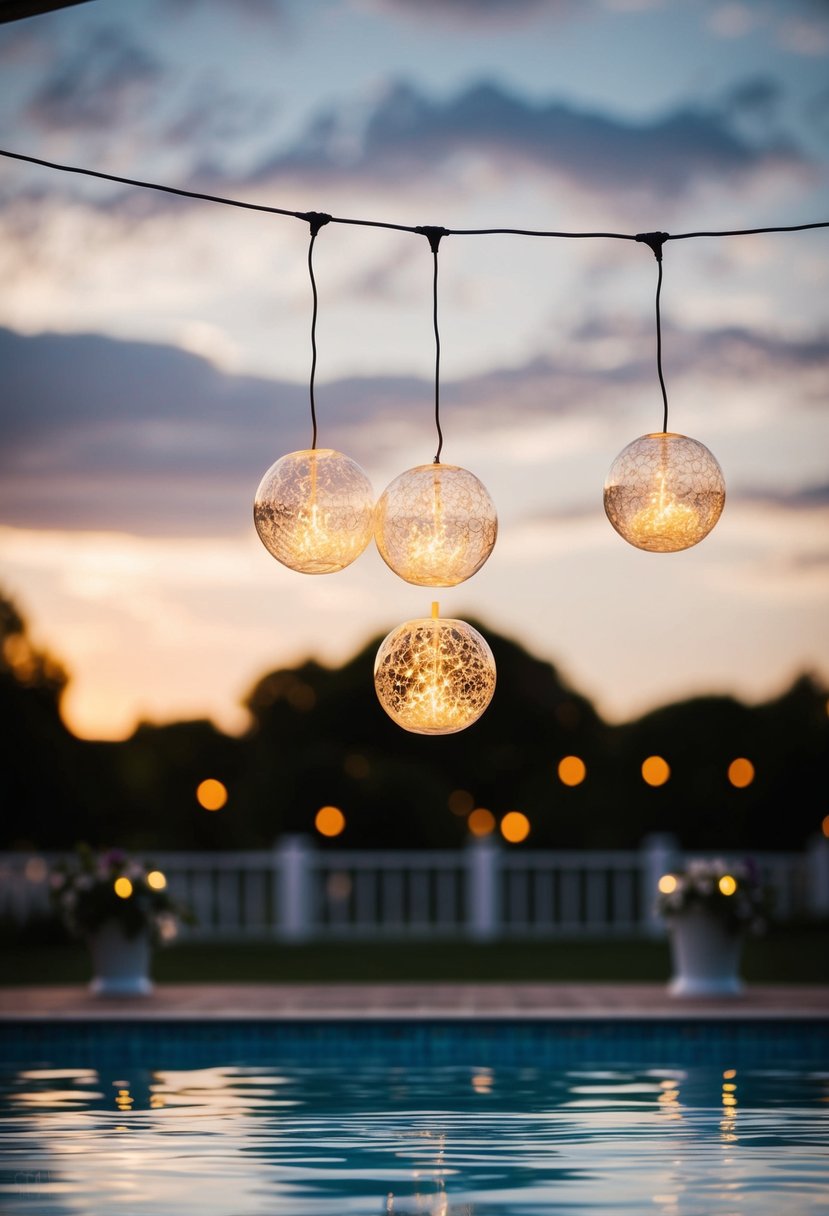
left=254, top=448, right=374, bottom=574
left=603, top=432, right=725, bottom=553
left=374, top=463, right=497, bottom=587
left=374, top=611, right=496, bottom=735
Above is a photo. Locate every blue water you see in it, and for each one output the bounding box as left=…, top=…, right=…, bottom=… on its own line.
left=1, top=1021, right=827, bottom=1215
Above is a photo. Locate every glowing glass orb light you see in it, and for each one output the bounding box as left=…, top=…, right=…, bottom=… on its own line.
left=374, top=463, right=497, bottom=587
left=718, top=874, right=738, bottom=896
left=374, top=603, right=496, bottom=735
left=604, top=432, right=725, bottom=553
left=254, top=448, right=374, bottom=574
left=114, top=877, right=133, bottom=899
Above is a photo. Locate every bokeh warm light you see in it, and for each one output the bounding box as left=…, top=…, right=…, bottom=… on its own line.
left=196, top=778, right=228, bottom=811
left=557, top=755, right=586, bottom=786
left=467, top=808, right=496, bottom=837
left=642, top=755, right=671, bottom=786
left=147, top=870, right=167, bottom=890
left=727, top=757, right=755, bottom=788
left=823, top=814, right=829, bottom=839
left=449, top=788, right=475, bottom=816
left=658, top=873, right=678, bottom=894
left=500, top=811, right=530, bottom=843
left=114, top=877, right=133, bottom=899
left=718, top=874, right=737, bottom=896
left=315, top=805, right=346, bottom=837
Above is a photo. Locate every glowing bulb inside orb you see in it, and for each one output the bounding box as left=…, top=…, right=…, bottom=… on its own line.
left=374, top=463, right=497, bottom=586
left=254, top=448, right=375, bottom=574
left=604, top=433, right=725, bottom=553
left=374, top=604, right=496, bottom=734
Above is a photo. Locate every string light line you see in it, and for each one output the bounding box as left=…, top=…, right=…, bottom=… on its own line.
left=1, top=148, right=827, bottom=244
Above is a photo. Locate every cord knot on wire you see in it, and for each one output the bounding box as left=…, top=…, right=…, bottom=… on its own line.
left=302, top=211, right=332, bottom=236
left=635, top=231, right=670, bottom=261
left=415, top=225, right=449, bottom=253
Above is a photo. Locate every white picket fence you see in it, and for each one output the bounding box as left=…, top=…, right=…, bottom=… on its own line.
left=1, top=835, right=827, bottom=942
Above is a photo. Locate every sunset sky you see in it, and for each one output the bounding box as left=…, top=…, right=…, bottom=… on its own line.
left=1, top=0, right=827, bottom=740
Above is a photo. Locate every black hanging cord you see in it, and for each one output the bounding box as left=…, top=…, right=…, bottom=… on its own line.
left=302, top=212, right=331, bottom=450
left=416, top=226, right=448, bottom=463
left=636, top=232, right=669, bottom=434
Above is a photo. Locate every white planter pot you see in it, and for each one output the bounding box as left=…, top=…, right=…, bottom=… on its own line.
left=668, top=905, right=743, bottom=997
left=88, top=922, right=153, bottom=996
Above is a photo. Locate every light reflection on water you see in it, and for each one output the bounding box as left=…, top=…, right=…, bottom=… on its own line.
left=0, top=1061, right=827, bottom=1215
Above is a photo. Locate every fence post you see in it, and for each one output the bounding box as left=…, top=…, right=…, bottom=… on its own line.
left=275, top=835, right=314, bottom=941
left=806, top=834, right=829, bottom=917
left=465, top=837, right=500, bottom=940
left=640, top=833, right=679, bottom=938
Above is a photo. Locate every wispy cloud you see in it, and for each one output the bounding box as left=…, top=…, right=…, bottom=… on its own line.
left=24, top=26, right=163, bottom=132
left=227, top=78, right=807, bottom=201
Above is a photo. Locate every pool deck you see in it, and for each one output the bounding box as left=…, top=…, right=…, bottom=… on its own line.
left=1, top=983, right=827, bottom=1021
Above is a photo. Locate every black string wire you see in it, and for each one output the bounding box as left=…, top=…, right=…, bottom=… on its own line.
left=431, top=245, right=443, bottom=463
left=308, top=228, right=320, bottom=451
left=2, top=149, right=827, bottom=242
left=655, top=254, right=669, bottom=433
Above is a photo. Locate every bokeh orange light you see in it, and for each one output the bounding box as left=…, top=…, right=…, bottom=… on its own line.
left=315, top=805, right=346, bottom=837
left=557, top=755, right=586, bottom=786
left=823, top=814, right=829, bottom=839
left=467, top=808, right=495, bottom=837
left=196, top=778, right=228, bottom=811
left=727, top=758, right=755, bottom=788
left=642, top=755, right=670, bottom=786
left=658, top=874, right=677, bottom=894
left=114, top=877, right=133, bottom=899
left=500, top=811, right=530, bottom=843
left=449, top=788, right=475, bottom=816
left=147, top=870, right=166, bottom=890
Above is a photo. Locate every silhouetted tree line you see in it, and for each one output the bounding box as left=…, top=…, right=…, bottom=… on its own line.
left=1, top=589, right=826, bottom=852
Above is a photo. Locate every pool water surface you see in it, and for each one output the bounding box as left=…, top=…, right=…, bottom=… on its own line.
left=1, top=1020, right=827, bottom=1215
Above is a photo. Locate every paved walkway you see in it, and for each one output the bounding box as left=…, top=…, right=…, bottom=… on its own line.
left=2, top=983, right=827, bottom=1020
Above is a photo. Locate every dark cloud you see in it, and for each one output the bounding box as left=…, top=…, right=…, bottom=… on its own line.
left=362, top=0, right=557, bottom=29
left=1, top=321, right=826, bottom=537
left=0, top=327, right=423, bottom=535
left=237, top=78, right=805, bottom=199
left=739, top=483, right=829, bottom=510
left=24, top=25, right=162, bottom=131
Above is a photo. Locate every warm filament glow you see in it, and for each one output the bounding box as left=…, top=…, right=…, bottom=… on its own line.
left=254, top=448, right=375, bottom=575
left=146, top=870, right=167, bottom=890
left=114, top=877, right=133, bottom=899
left=604, top=432, right=725, bottom=553
left=718, top=874, right=738, bottom=896
left=658, top=874, right=678, bottom=894
left=374, top=463, right=497, bottom=587
left=374, top=613, right=496, bottom=734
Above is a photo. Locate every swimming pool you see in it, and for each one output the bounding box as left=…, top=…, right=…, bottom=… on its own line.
left=1, top=1019, right=827, bottom=1214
